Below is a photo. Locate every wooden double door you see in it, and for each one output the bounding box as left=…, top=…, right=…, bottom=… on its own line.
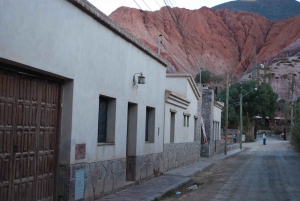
left=0, top=66, right=60, bottom=201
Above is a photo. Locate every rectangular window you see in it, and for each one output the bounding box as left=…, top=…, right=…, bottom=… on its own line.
left=145, top=107, right=155, bottom=142
left=170, top=111, right=175, bottom=142
left=98, top=95, right=116, bottom=143
left=183, top=113, right=190, bottom=127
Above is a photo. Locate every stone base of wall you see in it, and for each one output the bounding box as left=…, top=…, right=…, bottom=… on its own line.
left=215, top=142, right=240, bottom=155
left=201, top=144, right=211, bottom=157
left=201, top=141, right=240, bottom=157
left=201, top=140, right=224, bottom=157
left=58, top=153, right=163, bottom=200
left=58, top=158, right=126, bottom=201
left=164, top=142, right=201, bottom=171
left=227, top=143, right=240, bottom=151
left=127, top=152, right=164, bottom=181
left=214, top=140, right=224, bottom=155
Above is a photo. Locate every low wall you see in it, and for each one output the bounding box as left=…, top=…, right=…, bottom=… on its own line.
left=163, top=142, right=201, bottom=171
left=127, top=153, right=164, bottom=181
left=58, top=158, right=127, bottom=200
left=201, top=141, right=240, bottom=157
left=58, top=152, right=164, bottom=200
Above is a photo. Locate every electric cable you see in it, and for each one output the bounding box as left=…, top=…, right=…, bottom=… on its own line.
left=162, top=0, right=199, bottom=66
left=133, top=0, right=195, bottom=71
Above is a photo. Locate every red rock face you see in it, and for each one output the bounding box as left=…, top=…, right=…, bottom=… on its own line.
left=109, top=7, right=300, bottom=79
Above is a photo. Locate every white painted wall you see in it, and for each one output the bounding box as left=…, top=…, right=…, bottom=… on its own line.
left=0, top=0, right=166, bottom=164
left=165, top=76, right=188, bottom=97
left=213, top=106, right=223, bottom=140
left=164, top=76, right=199, bottom=143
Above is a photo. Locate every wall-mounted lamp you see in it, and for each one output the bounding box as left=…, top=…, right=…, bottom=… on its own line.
left=133, top=72, right=145, bottom=88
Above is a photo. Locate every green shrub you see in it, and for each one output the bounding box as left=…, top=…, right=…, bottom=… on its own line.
left=291, top=98, right=300, bottom=151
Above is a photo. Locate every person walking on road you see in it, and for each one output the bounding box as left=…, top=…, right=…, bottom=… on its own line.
left=263, top=132, right=266, bottom=145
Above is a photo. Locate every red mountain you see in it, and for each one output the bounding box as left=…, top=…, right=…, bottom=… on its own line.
left=109, top=6, right=300, bottom=79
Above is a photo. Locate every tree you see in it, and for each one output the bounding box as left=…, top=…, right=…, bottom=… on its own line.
left=217, top=80, right=278, bottom=127
left=195, top=70, right=224, bottom=84
left=211, top=74, right=225, bottom=84
left=195, top=70, right=211, bottom=83
left=251, top=82, right=278, bottom=118
left=291, top=97, right=300, bottom=151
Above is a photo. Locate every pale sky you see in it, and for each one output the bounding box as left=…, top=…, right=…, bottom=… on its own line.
left=88, top=0, right=236, bottom=16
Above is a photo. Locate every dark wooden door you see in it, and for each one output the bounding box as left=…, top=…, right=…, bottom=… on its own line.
left=0, top=69, right=16, bottom=201
left=0, top=67, right=60, bottom=201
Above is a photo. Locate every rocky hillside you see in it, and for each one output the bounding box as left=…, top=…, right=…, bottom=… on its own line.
left=241, top=54, right=300, bottom=100
left=213, top=0, right=300, bottom=21
left=262, top=39, right=300, bottom=65
left=270, top=55, right=300, bottom=101
left=109, top=7, right=300, bottom=79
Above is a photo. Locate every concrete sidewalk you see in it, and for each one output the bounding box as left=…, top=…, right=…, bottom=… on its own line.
left=98, top=148, right=244, bottom=201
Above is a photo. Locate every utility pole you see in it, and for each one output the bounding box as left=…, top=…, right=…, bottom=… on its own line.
left=199, top=68, right=202, bottom=86
left=268, top=72, right=272, bottom=85
left=158, top=34, right=162, bottom=55
left=253, top=44, right=259, bottom=82
left=224, top=71, right=230, bottom=155
left=284, top=75, right=291, bottom=140
left=239, top=86, right=243, bottom=150
left=263, top=65, right=267, bottom=83
left=290, top=74, right=295, bottom=142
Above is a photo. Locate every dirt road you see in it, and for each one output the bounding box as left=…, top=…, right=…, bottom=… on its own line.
left=163, top=136, right=300, bottom=201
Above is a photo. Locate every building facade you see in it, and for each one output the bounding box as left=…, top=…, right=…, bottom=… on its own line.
left=163, top=74, right=201, bottom=171
left=0, top=0, right=167, bottom=200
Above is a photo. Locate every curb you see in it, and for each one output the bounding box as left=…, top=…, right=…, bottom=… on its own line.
left=155, top=148, right=244, bottom=200
left=189, top=162, right=215, bottom=177
left=147, top=178, right=192, bottom=201
left=153, top=163, right=215, bottom=200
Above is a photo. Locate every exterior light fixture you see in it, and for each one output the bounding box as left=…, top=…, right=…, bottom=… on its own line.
left=133, top=72, right=145, bottom=88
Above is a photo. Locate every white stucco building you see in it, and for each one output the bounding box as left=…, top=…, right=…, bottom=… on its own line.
left=163, top=74, right=201, bottom=170
left=0, top=0, right=167, bottom=200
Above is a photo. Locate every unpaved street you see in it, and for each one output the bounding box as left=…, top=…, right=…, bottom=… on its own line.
left=163, top=136, right=300, bottom=201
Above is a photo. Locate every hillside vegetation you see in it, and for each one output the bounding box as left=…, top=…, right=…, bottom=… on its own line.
left=213, top=0, right=300, bottom=21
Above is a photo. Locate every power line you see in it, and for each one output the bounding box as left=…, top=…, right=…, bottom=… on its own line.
left=135, top=0, right=247, bottom=79
left=171, top=0, right=178, bottom=7
left=138, top=0, right=198, bottom=70
left=141, top=0, right=152, bottom=11
left=154, top=0, right=161, bottom=8
left=138, top=3, right=194, bottom=67
left=165, top=0, right=174, bottom=8
left=162, top=43, right=189, bottom=71
left=162, top=0, right=202, bottom=71
left=133, top=0, right=195, bottom=72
